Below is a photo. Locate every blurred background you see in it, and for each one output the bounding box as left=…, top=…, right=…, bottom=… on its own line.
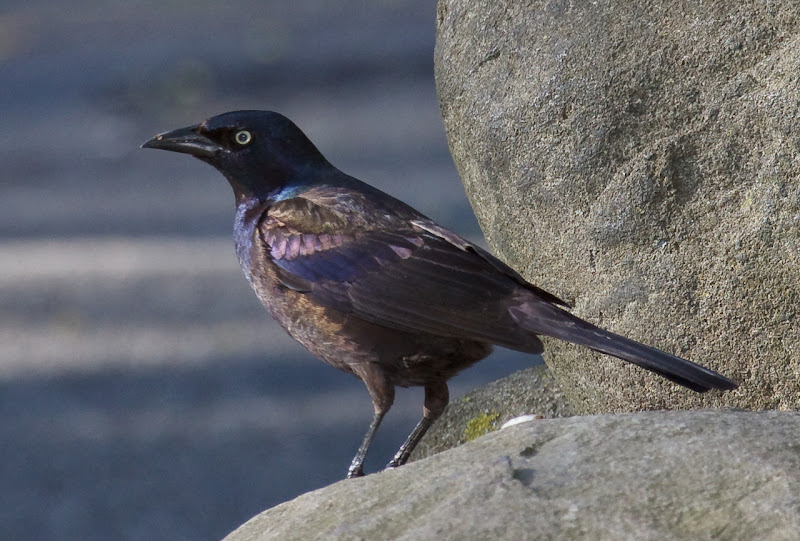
left=0, top=1, right=539, bottom=540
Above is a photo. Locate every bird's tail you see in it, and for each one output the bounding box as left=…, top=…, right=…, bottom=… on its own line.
left=508, top=301, right=738, bottom=393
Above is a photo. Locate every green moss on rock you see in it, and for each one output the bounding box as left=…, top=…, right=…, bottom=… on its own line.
left=463, top=412, right=500, bottom=442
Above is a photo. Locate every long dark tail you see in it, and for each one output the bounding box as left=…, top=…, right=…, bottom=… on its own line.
left=508, top=301, right=738, bottom=393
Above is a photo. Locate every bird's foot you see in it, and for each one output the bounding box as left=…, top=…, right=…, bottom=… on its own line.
left=384, top=453, right=403, bottom=471
left=347, top=464, right=365, bottom=479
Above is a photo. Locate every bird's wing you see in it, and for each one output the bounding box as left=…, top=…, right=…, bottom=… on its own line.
left=260, top=189, right=556, bottom=351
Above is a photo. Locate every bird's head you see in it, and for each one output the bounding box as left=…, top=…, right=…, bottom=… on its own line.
left=142, top=110, right=332, bottom=201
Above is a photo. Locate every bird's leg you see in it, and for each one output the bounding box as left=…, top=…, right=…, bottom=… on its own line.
left=385, top=416, right=432, bottom=470
left=386, top=381, right=449, bottom=470
left=348, top=364, right=395, bottom=478
left=347, top=410, right=386, bottom=478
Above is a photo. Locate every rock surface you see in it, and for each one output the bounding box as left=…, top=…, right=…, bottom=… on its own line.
left=223, top=410, right=800, bottom=541
left=434, top=0, right=800, bottom=412
left=411, top=363, right=575, bottom=461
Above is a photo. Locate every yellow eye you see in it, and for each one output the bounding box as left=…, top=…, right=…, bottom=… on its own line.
left=234, top=130, right=252, bottom=145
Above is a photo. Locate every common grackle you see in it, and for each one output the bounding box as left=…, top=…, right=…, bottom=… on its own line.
left=142, top=110, right=737, bottom=478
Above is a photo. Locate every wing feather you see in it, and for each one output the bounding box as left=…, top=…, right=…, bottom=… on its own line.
left=260, top=190, right=546, bottom=353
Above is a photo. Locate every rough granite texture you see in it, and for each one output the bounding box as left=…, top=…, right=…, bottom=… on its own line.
left=434, top=0, right=800, bottom=413
left=410, top=363, right=575, bottom=461
left=223, top=411, right=800, bottom=541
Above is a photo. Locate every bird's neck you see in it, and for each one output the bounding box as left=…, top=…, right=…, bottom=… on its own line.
left=227, top=162, right=331, bottom=207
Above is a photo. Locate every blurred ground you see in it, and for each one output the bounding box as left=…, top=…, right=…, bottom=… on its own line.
left=0, top=2, right=540, bottom=540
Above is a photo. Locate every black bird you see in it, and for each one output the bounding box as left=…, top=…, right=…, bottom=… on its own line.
left=142, top=110, right=738, bottom=478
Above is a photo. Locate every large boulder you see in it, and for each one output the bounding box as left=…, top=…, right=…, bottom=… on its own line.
left=434, top=0, right=800, bottom=412
left=224, top=411, right=800, bottom=541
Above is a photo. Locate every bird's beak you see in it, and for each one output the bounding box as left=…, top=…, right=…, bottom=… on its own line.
left=141, top=124, right=219, bottom=159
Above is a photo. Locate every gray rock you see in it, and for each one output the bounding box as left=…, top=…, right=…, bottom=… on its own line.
left=410, top=363, right=575, bottom=461
left=434, top=0, right=800, bottom=412
left=223, top=410, right=800, bottom=541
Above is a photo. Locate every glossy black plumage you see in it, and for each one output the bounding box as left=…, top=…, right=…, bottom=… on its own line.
left=142, top=110, right=738, bottom=478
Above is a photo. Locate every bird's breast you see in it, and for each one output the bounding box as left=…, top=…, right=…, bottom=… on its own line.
left=233, top=199, right=272, bottom=285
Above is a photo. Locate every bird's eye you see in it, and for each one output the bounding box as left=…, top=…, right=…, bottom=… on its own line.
left=234, top=130, right=252, bottom=146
